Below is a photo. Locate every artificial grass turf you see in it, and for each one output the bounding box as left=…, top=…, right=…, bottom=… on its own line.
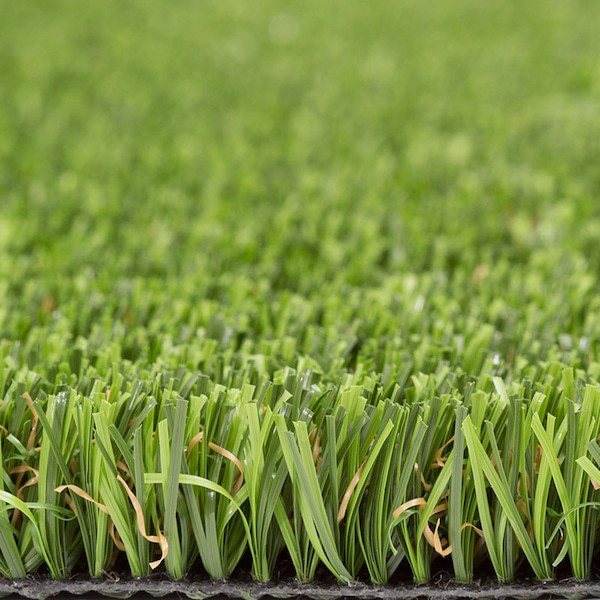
left=2, top=0, right=600, bottom=590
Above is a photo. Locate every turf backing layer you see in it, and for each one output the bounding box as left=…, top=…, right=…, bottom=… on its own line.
left=4, top=576, right=600, bottom=600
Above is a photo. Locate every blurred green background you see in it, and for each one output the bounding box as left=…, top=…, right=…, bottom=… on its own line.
left=1, top=0, right=600, bottom=382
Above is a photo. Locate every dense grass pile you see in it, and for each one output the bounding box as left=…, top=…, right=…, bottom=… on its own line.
left=2, top=0, right=600, bottom=587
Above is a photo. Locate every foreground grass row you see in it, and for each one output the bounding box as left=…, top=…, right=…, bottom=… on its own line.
left=1, top=363, right=600, bottom=584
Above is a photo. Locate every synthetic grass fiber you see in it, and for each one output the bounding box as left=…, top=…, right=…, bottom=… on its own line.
left=2, top=0, right=600, bottom=591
